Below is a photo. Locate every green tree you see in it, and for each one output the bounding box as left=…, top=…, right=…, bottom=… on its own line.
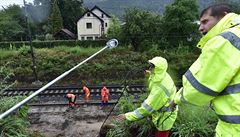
left=0, top=15, right=24, bottom=41
left=58, top=0, right=85, bottom=33
left=50, top=0, right=63, bottom=34
left=5, top=4, right=27, bottom=29
left=107, top=16, right=122, bottom=39
left=34, top=0, right=85, bottom=34
left=0, top=5, right=26, bottom=41
left=121, top=8, right=162, bottom=51
left=162, top=0, right=199, bottom=47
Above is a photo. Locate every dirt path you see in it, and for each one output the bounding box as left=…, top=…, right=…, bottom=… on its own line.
left=29, top=105, right=114, bottom=137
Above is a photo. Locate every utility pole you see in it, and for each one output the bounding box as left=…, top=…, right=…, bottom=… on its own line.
left=23, top=0, right=38, bottom=81
left=1, top=6, right=6, bottom=11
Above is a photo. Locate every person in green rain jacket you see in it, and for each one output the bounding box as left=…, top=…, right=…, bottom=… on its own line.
left=117, top=56, right=177, bottom=137
left=173, top=4, right=240, bottom=137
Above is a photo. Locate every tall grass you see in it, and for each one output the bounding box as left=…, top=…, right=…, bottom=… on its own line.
left=0, top=50, right=17, bottom=60
left=51, top=45, right=102, bottom=56
left=0, top=62, right=15, bottom=92
left=0, top=63, right=43, bottom=137
left=0, top=96, right=30, bottom=137
left=171, top=104, right=218, bottom=137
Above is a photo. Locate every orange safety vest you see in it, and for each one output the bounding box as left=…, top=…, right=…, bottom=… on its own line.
left=101, top=86, right=109, bottom=101
left=83, top=86, right=90, bottom=97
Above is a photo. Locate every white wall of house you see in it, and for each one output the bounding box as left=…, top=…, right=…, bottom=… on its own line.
left=91, top=9, right=111, bottom=34
left=77, top=7, right=112, bottom=40
left=77, top=13, right=102, bottom=40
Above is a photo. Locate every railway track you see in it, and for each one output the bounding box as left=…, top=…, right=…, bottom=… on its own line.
left=2, top=85, right=145, bottom=97
left=2, top=85, right=145, bottom=113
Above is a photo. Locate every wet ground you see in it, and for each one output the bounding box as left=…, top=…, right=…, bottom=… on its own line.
left=28, top=105, right=115, bottom=137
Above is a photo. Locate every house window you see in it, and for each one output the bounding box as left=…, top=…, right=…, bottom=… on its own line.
left=87, top=13, right=91, bottom=17
left=87, top=37, right=93, bottom=40
left=101, top=14, right=104, bottom=18
left=81, top=37, right=85, bottom=40
left=86, top=23, right=92, bottom=29
left=105, top=23, right=108, bottom=27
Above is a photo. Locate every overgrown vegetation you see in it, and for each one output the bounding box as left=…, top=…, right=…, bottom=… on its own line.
left=106, top=93, right=218, bottom=137
left=171, top=104, right=218, bottom=137
left=107, top=91, right=155, bottom=137
left=0, top=63, right=43, bottom=137
left=0, top=96, right=29, bottom=137
left=0, top=45, right=199, bottom=87
left=0, top=62, right=15, bottom=91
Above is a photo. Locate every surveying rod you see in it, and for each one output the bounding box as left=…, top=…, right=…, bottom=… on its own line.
left=0, top=39, right=118, bottom=119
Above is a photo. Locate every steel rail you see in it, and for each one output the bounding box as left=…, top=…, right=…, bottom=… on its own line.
left=2, top=85, right=145, bottom=96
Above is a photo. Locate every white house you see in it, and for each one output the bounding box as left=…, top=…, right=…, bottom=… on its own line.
left=77, top=6, right=112, bottom=40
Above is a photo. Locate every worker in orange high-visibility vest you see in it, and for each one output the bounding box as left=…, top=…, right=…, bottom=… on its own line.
left=82, top=85, right=90, bottom=104
left=101, top=86, right=109, bottom=106
left=66, top=92, right=76, bottom=108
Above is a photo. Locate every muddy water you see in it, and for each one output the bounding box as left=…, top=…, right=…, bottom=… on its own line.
left=29, top=105, right=114, bottom=137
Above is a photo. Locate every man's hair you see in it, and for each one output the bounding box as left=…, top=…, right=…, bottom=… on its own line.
left=200, top=4, right=232, bottom=18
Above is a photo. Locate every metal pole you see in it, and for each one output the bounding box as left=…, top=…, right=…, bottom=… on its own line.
left=0, top=39, right=118, bottom=119
left=23, top=0, right=38, bottom=81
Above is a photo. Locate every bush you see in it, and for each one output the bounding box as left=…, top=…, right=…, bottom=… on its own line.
left=18, top=45, right=31, bottom=56
left=45, top=33, right=54, bottom=40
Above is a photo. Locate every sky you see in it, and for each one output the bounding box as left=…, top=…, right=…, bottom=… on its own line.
left=0, top=0, right=33, bottom=7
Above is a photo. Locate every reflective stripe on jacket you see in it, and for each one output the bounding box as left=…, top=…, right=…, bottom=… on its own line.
left=125, top=57, right=178, bottom=131
left=174, top=13, right=240, bottom=136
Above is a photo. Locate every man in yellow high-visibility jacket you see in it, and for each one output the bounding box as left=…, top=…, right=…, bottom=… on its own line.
left=173, top=4, right=240, bottom=136
left=117, top=57, right=178, bottom=137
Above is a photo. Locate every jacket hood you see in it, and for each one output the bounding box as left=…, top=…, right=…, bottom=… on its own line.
left=197, top=13, right=240, bottom=49
left=103, top=86, right=107, bottom=90
left=148, top=57, right=167, bottom=82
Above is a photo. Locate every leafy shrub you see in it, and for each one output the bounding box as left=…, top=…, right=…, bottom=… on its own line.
left=45, top=33, right=54, bottom=40
left=18, top=45, right=31, bottom=56
left=14, top=67, right=34, bottom=82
